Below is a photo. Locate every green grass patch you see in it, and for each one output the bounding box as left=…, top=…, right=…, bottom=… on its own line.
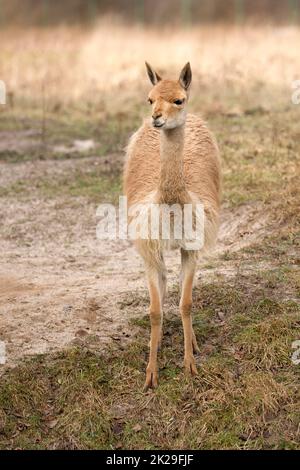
left=0, top=168, right=122, bottom=203
left=0, top=104, right=143, bottom=163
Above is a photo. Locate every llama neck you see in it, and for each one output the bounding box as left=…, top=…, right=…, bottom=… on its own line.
left=158, top=125, right=188, bottom=204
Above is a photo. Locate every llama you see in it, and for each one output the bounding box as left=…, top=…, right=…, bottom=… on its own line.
left=123, top=62, right=221, bottom=390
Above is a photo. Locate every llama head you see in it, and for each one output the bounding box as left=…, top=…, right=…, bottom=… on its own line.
left=145, top=62, right=192, bottom=130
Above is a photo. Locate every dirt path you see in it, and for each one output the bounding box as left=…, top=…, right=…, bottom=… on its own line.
left=0, top=155, right=269, bottom=371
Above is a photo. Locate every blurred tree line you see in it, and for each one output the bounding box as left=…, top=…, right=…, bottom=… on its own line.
left=0, top=0, right=299, bottom=26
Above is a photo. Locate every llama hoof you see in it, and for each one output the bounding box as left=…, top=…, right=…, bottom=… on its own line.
left=184, top=356, right=198, bottom=376
left=143, top=369, right=158, bottom=391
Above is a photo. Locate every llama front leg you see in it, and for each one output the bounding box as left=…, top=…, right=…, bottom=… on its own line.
left=180, top=249, right=199, bottom=375
left=144, top=264, right=163, bottom=390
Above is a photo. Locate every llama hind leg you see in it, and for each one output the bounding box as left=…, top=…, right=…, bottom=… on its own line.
left=156, top=257, right=167, bottom=352
left=144, top=262, right=164, bottom=390
left=192, top=330, right=200, bottom=355
left=179, top=249, right=199, bottom=375
left=159, top=255, right=167, bottom=307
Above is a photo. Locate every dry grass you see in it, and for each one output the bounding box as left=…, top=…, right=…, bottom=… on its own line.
left=0, top=270, right=299, bottom=450
left=1, top=21, right=300, bottom=108
left=0, top=21, right=299, bottom=449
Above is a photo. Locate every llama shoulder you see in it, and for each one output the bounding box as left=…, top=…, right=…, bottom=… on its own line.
left=125, top=119, right=159, bottom=160
left=185, top=114, right=218, bottom=153
left=184, top=114, right=220, bottom=172
left=123, top=121, right=160, bottom=205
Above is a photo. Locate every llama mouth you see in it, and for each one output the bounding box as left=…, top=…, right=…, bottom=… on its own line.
left=153, top=122, right=165, bottom=128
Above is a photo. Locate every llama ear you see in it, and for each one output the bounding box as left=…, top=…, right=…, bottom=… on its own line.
left=179, top=62, right=192, bottom=90
left=145, top=62, right=162, bottom=86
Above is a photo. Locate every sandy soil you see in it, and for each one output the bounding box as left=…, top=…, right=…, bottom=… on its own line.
left=0, top=148, right=269, bottom=371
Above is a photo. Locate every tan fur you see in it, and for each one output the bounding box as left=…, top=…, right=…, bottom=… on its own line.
left=123, top=64, right=221, bottom=389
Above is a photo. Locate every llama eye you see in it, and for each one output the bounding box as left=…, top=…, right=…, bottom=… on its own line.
left=148, top=98, right=153, bottom=105
left=174, top=99, right=184, bottom=105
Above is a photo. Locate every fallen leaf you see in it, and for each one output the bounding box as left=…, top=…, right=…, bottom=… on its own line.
left=48, top=419, right=58, bottom=429
left=132, top=424, right=142, bottom=432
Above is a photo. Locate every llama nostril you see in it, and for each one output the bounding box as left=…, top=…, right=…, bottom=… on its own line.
left=153, top=113, right=162, bottom=120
